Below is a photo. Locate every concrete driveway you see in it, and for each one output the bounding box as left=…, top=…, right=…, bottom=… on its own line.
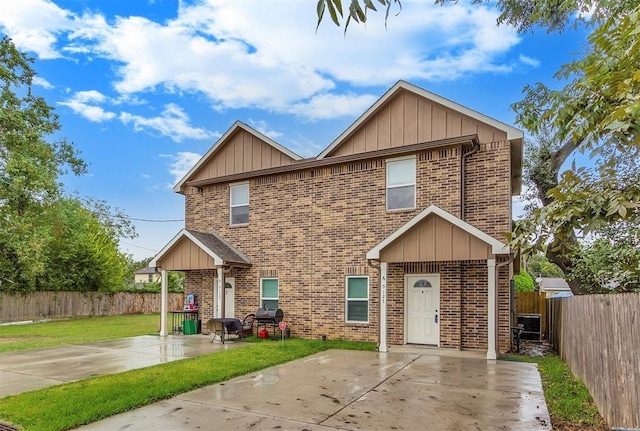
left=73, top=347, right=551, bottom=431
left=0, top=335, right=238, bottom=398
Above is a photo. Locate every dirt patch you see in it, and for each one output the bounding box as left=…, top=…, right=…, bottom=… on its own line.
left=518, top=340, right=556, bottom=357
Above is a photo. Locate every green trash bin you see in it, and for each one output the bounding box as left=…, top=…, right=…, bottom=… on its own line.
left=183, top=319, right=197, bottom=335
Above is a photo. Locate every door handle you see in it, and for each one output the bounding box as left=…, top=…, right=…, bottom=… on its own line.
left=435, top=314, right=438, bottom=323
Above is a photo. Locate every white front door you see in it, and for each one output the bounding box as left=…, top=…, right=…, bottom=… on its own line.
left=224, top=277, right=235, bottom=318
left=406, top=274, right=440, bottom=345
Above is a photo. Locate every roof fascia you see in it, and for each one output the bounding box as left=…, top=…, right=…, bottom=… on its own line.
left=318, top=80, right=524, bottom=159
left=173, top=121, right=302, bottom=193
left=186, top=135, right=476, bottom=189
left=366, top=204, right=510, bottom=260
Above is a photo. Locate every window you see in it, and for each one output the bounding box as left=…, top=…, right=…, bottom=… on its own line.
left=346, top=276, right=369, bottom=322
left=413, top=279, right=432, bottom=288
left=260, top=278, right=278, bottom=309
left=386, top=157, right=416, bottom=210
left=148, top=274, right=153, bottom=282
left=230, top=182, right=249, bottom=225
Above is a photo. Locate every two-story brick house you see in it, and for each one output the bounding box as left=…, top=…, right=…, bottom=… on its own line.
left=151, top=80, right=523, bottom=359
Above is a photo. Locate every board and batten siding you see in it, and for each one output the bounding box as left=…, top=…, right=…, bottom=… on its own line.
left=327, top=90, right=508, bottom=157
left=190, top=128, right=297, bottom=182
left=157, top=237, right=216, bottom=271
left=379, top=214, right=493, bottom=262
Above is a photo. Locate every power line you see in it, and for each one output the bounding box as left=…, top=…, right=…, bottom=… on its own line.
left=93, top=211, right=184, bottom=223
left=118, top=216, right=184, bottom=223
left=120, top=241, right=159, bottom=253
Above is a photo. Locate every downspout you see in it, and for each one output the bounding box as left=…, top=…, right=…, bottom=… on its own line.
left=367, top=259, right=387, bottom=353
left=461, top=139, right=480, bottom=221
left=494, top=254, right=517, bottom=356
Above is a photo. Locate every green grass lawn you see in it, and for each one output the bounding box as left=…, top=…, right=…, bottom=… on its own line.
left=0, top=338, right=375, bottom=431
left=501, top=353, right=607, bottom=430
left=0, top=314, right=163, bottom=353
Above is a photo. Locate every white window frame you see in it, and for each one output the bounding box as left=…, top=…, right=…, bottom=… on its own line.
left=260, top=278, right=279, bottom=309
left=386, top=156, right=416, bottom=211
left=229, top=182, right=249, bottom=225
left=345, top=276, right=369, bottom=323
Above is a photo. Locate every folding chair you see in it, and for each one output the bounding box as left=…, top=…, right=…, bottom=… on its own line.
left=206, top=319, right=226, bottom=344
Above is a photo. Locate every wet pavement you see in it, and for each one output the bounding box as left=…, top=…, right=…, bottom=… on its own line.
left=72, top=347, right=551, bottom=431
left=0, top=335, right=240, bottom=398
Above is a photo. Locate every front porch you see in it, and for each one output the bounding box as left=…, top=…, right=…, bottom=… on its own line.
left=366, top=205, right=513, bottom=359
left=149, top=229, right=251, bottom=336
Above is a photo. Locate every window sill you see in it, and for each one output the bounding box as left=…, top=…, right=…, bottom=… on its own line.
left=386, top=207, right=416, bottom=213
left=229, top=223, right=249, bottom=228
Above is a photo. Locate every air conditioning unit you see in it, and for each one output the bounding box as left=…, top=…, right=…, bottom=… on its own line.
left=517, top=314, right=541, bottom=341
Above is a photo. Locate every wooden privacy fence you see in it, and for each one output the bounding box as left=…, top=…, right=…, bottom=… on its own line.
left=0, top=291, right=184, bottom=322
left=547, top=293, right=640, bottom=429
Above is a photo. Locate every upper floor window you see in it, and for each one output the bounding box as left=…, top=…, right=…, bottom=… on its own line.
left=260, top=278, right=278, bottom=309
left=386, top=157, right=416, bottom=211
left=230, top=182, right=249, bottom=225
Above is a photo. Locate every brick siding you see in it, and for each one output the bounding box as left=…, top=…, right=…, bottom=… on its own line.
left=183, top=142, right=513, bottom=352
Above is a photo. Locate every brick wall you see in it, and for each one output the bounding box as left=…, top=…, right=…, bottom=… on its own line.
left=382, top=261, right=509, bottom=352
left=183, top=142, right=513, bottom=352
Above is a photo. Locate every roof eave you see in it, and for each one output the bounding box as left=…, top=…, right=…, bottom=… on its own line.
left=186, top=135, right=477, bottom=189
left=173, top=121, right=303, bottom=193
left=318, top=80, right=524, bottom=159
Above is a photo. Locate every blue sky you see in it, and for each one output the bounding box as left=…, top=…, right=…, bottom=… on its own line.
left=0, top=0, right=589, bottom=261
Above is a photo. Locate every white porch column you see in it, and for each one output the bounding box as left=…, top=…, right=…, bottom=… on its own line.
left=379, top=262, right=388, bottom=353
left=215, top=267, right=223, bottom=318
left=160, top=269, right=168, bottom=336
left=487, top=258, right=497, bottom=360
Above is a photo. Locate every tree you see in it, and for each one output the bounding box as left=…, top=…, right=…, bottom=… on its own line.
left=568, top=221, right=640, bottom=292
left=0, top=37, right=135, bottom=292
left=39, top=198, right=133, bottom=292
left=510, top=138, right=640, bottom=293
left=0, top=36, right=86, bottom=288
left=514, top=270, right=535, bottom=292
left=526, top=254, right=564, bottom=279
left=317, top=1, right=640, bottom=293
left=316, top=0, right=634, bottom=33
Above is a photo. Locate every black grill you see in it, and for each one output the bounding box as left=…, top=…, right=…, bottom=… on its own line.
left=255, top=308, right=284, bottom=339
left=255, top=308, right=283, bottom=324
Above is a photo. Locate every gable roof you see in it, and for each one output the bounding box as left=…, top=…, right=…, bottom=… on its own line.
left=366, top=204, right=510, bottom=260
left=149, top=228, right=251, bottom=268
left=134, top=266, right=159, bottom=275
left=539, top=277, right=571, bottom=291
left=173, top=121, right=302, bottom=192
left=318, top=80, right=523, bottom=159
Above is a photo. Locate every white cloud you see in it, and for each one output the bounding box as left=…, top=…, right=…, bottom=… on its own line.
left=160, top=151, right=203, bottom=186
left=519, top=54, right=541, bottom=68
left=73, top=90, right=109, bottom=104
left=287, top=135, right=324, bottom=158
left=32, top=76, right=53, bottom=89
left=120, top=104, right=215, bottom=142
left=0, top=0, right=522, bottom=121
left=0, top=0, right=77, bottom=59
left=58, top=90, right=116, bottom=122
left=248, top=119, right=283, bottom=140
left=291, top=92, right=378, bottom=120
